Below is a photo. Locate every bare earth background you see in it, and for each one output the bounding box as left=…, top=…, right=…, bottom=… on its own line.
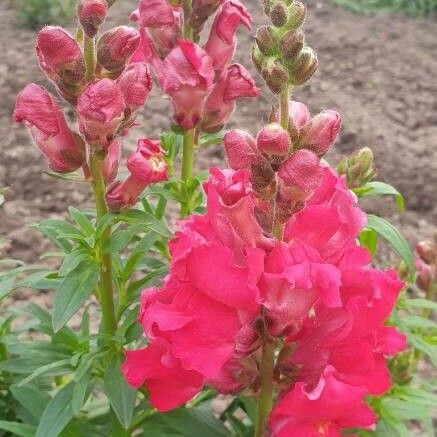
left=0, top=0, right=436, bottom=267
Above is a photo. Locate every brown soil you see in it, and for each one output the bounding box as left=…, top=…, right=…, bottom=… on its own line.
left=0, top=0, right=436, bottom=265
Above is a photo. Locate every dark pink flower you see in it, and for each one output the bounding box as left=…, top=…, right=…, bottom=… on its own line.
left=204, top=0, right=251, bottom=73
left=97, top=26, right=141, bottom=73
left=288, top=100, right=311, bottom=138
left=135, top=0, right=175, bottom=27
left=77, top=0, right=108, bottom=37
left=123, top=338, right=204, bottom=411
left=117, top=62, right=152, bottom=112
left=106, top=139, right=168, bottom=210
left=201, top=63, right=259, bottom=133
left=300, top=110, right=342, bottom=157
left=77, top=78, right=125, bottom=147
left=36, top=26, right=85, bottom=85
left=14, top=83, right=85, bottom=173
left=158, top=40, right=215, bottom=129
left=270, top=367, right=377, bottom=437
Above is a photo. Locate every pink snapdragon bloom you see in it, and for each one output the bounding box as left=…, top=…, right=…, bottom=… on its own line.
left=204, top=0, right=251, bottom=73
left=36, top=26, right=85, bottom=85
left=201, top=63, right=259, bottom=133
left=14, top=83, right=85, bottom=173
left=135, top=0, right=175, bottom=27
left=270, top=367, right=377, bottom=437
left=157, top=40, right=215, bottom=129
left=106, top=139, right=168, bottom=210
left=77, top=78, right=125, bottom=147
left=97, top=26, right=141, bottom=74
left=77, top=0, right=108, bottom=37
left=117, top=63, right=152, bottom=112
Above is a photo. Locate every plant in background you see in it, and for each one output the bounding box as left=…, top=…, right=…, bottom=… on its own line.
left=14, top=0, right=77, bottom=29
left=0, top=0, right=435, bottom=437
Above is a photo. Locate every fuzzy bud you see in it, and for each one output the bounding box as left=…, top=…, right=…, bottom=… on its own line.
left=287, top=1, right=306, bottom=29
left=252, top=46, right=265, bottom=73
left=270, top=1, right=288, bottom=27
left=102, top=140, right=121, bottom=184
left=262, top=58, right=289, bottom=94
left=279, top=29, right=304, bottom=61
left=97, top=26, right=141, bottom=74
left=224, top=129, right=260, bottom=170
left=289, top=46, right=318, bottom=85
left=255, top=25, right=277, bottom=56
left=337, top=147, right=376, bottom=189
left=117, top=63, right=152, bottom=112
left=416, top=241, right=437, bottom=265
left=257, top=123, right=290, bottom=156
left=77, top=0, right=108, bottom=38
left=288, top=100, right=311, bottom=140
left=299, top=110, right=341, bottom=156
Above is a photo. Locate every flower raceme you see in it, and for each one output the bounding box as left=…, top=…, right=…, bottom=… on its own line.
left=130, top=0, right=258, bottom=131
left=122, top=166, right=406, bottom=435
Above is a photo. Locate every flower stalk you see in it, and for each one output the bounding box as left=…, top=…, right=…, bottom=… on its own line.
left=181, top=129, right=196, bottom=217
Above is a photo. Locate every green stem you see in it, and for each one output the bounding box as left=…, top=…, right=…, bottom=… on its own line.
left=182, top=0, right=193, bottom=39
left=255, top=339, right=276, bottom=437
left=90, top=153, right=117, bottom=337
left=280, top=86, right=289, bottom=130
left=180, top=129, right=195, bottom=217
left=84, top=35, right=96, bottom=82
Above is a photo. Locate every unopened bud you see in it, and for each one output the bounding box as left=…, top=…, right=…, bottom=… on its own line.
left=77, top=0, right=108, bottom=38
left=287, top=1, right=306, bottom=29
left=252, top=46, right=265, bottom=73
left=97, top=26, right=140, bottom=74
left=256, top=25, right=277, bottom=56
left=262, top=0, right=271, bottom=16
left=270, top=1, right=288, bottom=27
left=299, top=110, right=341, bottom=156
left=262, top=58, right=289, bottom=94
left=337, top=147, right=376, bottom=189
left=416, top=241, right=437, bottom=265
left=257, top=123, right=290, bottom=156
left=289, top=46, right=318, bottom=85
left=279, top=29, right=304, bottom=61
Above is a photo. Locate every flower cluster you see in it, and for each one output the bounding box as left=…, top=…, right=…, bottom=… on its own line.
left=123, top=153, right=406, bottom=435
left=130, top=0, right=259, bottom=131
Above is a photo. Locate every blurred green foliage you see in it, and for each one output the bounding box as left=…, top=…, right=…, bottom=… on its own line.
left=14, top=0, right=76, bottom=29
left=332, top=0, right=437, bottom=16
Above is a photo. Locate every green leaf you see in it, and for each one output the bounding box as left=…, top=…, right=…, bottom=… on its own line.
left=0, top=421, right=36, bottom=437
left=68, top=207, right=95, bottom=236
left=18, top=358, right=73, bottom=386
left=52, top=261, right=99, bottom=332
left=102, top=225, right=143, bottom=254
left=402, top=315, right=437, bottom=330
left=116, top=209, right=171, bottom=239
left=405, top=298, right=437, bottom=311
left=366, top=214, right=414, bottom=274
left=10, top=383, right=51, bottom=420
left=356, top=181, right=405, bottom=211
left=72, top=366, right=92, bottom=414
left=359, top=228, right=378, bottom=256
left=200, top=132, right=224, bottom=147
left=103, top=356, right=136, bottom=429
left=36, top=382, right=75, bottom=437
left=142, top=407, right=229, bottom=437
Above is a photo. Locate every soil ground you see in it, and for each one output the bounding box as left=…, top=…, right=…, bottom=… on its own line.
left=0, top=0, right=436, bottom=265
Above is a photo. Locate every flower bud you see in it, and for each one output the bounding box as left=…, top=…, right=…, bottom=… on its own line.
left=262, top=58, right=289, bottom=94
left=97, top=26, right=141, bottom=74
left=278, top=149, right=322, bottom=197
left=289, top=46, right=318, bottom=85
left=337, top=147, right=376, bottom=189
left=136, top=0, right=175, bottom=27
left=270, top=1, right=288, bottom=27
left=251, top=46, right=265, bottom=73
left=102, top=140, right=121, bottom=183
left=415, top=258, right=433, bottom=292
left=279, top=29, right=304, bottom=61
left=36, top=26, right=85, bottom=85
left=224, top=129, right=260, bottom=170
left=416, top=241, right=437, bottom=265
left=14, top=84, right=86, bottom=173
left=288, top=100, right=311, bottom=140
left=77, top=0, right=108, bottom=38
left=299, top=110, right=341, bottom=156
left=255, top=25, right=277, bottom=56
left=257, top=123, right=290, bottom=156
left=287, top=1, right=306, bottom=29
left=77, top=78, right=125, bottom=148
left=117, top=63, right=152, bottom=112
